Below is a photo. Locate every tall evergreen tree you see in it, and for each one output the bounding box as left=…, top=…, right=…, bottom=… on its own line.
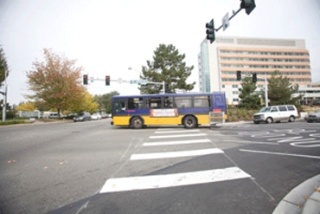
left=266, top=70, right=300, bottom=105
left=0, top=47, right=9, bottom=86
left=139, top=44, right=195, bottom=94
left=238, top=76, right=261, bottom=109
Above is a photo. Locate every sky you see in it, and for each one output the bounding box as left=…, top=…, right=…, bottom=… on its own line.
left=0, top=0, right=320, bottom=105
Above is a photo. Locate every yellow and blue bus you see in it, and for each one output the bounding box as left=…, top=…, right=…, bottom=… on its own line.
left=110, top=92, right=226, bottom=129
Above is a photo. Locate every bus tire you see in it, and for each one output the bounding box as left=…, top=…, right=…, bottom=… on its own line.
left=183, top=116, right=197, bottom=129
left=131, top=117, right=143, bottom=129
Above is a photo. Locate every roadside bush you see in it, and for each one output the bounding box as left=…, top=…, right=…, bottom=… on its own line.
left=227, top=106, right=258, bottom=122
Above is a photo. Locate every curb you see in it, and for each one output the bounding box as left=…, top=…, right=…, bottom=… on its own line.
left=273, top=175, right=320, bottom=214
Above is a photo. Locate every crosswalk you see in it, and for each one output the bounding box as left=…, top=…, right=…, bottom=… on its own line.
left=99, top=128, right=251, bottom=193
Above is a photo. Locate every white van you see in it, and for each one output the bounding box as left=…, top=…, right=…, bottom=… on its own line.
left=253, top=105, right=299, bottom=124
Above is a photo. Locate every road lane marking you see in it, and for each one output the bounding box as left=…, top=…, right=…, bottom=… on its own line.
left=223, top=140, right=277, bottom=145
left=130, top=148, right=224, bottom=160
left=290, top=140, right=320, bottom=148
left=99, top=167, right=251, bottom=193
left=143, top=139, right=211, bottom=147
left=150, top=133, right=207, bottom=139
left=155, top=129, right=200, bottom=134
left=240, top=149, right=320, bottom=159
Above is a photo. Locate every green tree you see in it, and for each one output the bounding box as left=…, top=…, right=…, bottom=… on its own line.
left=0, top=47, right=9, bottom=86
left=139, top=44, right=195, bottom=94
left=26, top=49, right=87, bottom=116
left=238, top=76, right=261, bottom=109
left=95, top=91, right=119, bottom=113
left=266, top=70, right=300, bottom=105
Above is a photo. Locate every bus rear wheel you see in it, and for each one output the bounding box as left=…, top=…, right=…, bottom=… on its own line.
left=183, top=116, right=197, bottom=129
left=131, top=117, right=143, bottom=129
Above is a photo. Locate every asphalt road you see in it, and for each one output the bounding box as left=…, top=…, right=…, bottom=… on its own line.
left=0, top=119, right=319, bottom=214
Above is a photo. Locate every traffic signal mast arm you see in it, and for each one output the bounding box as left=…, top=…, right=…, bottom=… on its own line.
left=215, top=7, right=242, bottom=32
left=206, top=0, right=255, bottom=43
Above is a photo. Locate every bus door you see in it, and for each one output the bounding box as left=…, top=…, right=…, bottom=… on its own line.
left=112, top=98, right=127, bottom=116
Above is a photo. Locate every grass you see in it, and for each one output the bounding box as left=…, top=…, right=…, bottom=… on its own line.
left=0, top=119, right=27, bottom=126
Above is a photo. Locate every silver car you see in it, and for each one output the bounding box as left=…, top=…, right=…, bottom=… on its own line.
left=305, top=109, right=320, bottom=123
left=73, top=112, right=91, bottom=122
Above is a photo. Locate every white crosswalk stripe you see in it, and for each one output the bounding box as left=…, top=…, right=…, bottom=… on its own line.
left=150, top=133, right=207, bottom=139
left=100, top=128, right=251, bottom=193
left=130, top=148, right=224, bottom=160
left=100, top=167, right=250, bottom=193
left=143, top=139, right=211, bottom=147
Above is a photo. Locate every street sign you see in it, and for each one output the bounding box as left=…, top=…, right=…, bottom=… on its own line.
left=129, top=80, right=148, bottom=85
left=222, top=12, right=230, bottom=31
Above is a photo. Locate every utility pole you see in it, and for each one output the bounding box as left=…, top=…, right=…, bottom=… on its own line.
left=264, top=77, right=268, bottom=107
left=1, top=73, right=8, bottom=122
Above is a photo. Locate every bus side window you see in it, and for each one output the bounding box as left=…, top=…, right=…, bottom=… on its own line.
left=174, top=96, right=192, bottom=108
left=128, top=98, right=144, bottom=110
left=164, top=97, right=174, bottom=108
left=149, top=97, right=161, bottom=109
left=194, top=96, right=209, bottom=108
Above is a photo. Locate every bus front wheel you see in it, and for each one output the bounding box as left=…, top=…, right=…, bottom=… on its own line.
left=131, top=117, right=143, bottom=129
left=183, top=116, right=197, bottom=129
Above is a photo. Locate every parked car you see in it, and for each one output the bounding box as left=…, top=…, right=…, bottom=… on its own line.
left=253, top=105, right=299, bottom=124
left=304, top=109, right=320, bottom=123
left=101, top=113, right=112, bottom=119
left=73, top=112, right=91, bottom=122
left=48, top=113, right=64, bottom=119
left=64, top=113, right=77, bottom=120
left=91, top=113, right=102, bottom=120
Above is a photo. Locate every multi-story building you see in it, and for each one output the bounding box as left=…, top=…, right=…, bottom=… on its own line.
left=198, top=36, right=312, bottom=105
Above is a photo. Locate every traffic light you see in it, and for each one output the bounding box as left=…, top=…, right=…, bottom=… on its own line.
left=252, top=73, right=257, bottom=83
left=236, top=70, right=241, bottom=81
left=240, top=0, right=256, bottom=15
left=105, top=75, right=110, bottom=86
left=205, top=19, right=215, bottom=44
left=83, top=74, right=88, bottom=85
